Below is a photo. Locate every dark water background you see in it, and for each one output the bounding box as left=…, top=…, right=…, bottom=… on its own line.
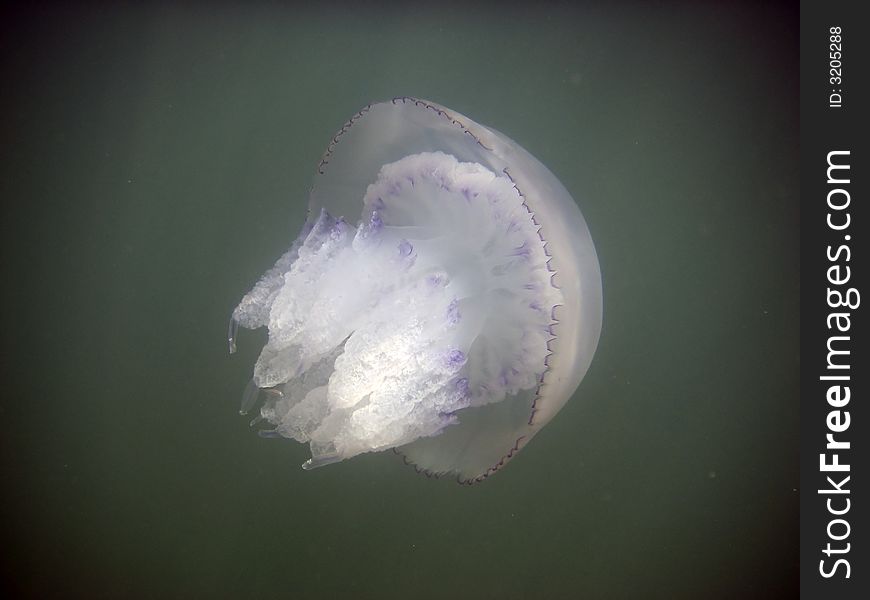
left=2, top=2, right=798, bottom=598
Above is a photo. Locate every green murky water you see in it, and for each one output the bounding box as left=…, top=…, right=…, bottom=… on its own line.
left=2, top=3, right=798, bottom=598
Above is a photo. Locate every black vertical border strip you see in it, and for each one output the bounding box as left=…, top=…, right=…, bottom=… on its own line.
left=801, top=1, right=867, bottom=598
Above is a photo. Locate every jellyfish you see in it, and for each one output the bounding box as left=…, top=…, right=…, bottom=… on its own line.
left=228, top=97, right=602, bottom=483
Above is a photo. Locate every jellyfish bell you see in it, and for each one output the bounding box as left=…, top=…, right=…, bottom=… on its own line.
left=229, top=97, right=602, bottom=483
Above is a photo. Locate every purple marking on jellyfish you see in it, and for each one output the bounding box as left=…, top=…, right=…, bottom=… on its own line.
left=369, top=210, right=383, bottom=231
left=432, top=413, right=460, bottom=435
left=329, top=217, right=349, bottom=241
left=529, top=300, right=543, bottom=312
left=455, top=377, right=469, bottom=397
left=398, top=239, right=413, bottom=256
left=510, top=241, right=531, bottom=259
left=446, top=298, right=460, bottom=325
left=427, top=273, right=445, bottom=287
left=445, top=349, right=466, bottom=370
left=523, top=282, right=538, bottom=291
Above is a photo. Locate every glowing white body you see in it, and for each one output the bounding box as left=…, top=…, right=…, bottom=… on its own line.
left=230, top=98, right=601, bottom=482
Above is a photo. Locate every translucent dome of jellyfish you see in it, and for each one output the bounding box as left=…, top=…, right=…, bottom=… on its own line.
left=228, top=97, right=602, bottom=483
